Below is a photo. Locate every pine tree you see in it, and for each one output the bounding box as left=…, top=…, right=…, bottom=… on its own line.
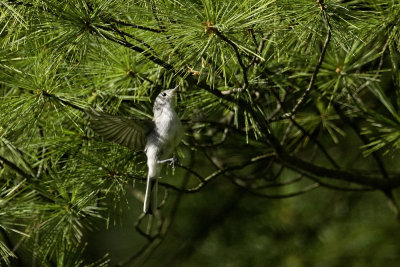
left=1, top=0, right=400, bottom=266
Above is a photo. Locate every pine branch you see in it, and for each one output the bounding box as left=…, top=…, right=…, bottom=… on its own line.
left=147, top=0, right=166, bottom=32
left=214, top=29, right=249, bottom=89
left=97, top=30, right=175, bottom=71
left=0, top=229, right=21, bottom=267
left=5, top=0, right=32, bottom=7
left=299, top=172, right=375, bottom=192
left=0, top=154, right=32, bottom=180
left=44, top=91, right=86, bottom=112
left=281, top=9, right=332, bottom=120
left=269, top=88, right=340, bottom=169
left=108, top=18, right=162, bottom=33
left=0, top=155, right=54, bottom=203
left=187, top=81, right=400, bottom=191
left=95, top=24, right=157, bottom=53
left=333, top=103, right=388, bottom=179
left=277, top=152, right=395, bottom=189
left=231, top=180, right=320, bottom=199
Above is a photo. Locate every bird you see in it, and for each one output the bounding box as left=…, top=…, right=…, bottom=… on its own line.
left=86, top=86, right=183, bottom=214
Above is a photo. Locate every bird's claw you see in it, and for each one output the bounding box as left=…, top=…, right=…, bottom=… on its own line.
left=169, top=157, right=178, bottom=169
left=157, top=157, right=179, bottom=169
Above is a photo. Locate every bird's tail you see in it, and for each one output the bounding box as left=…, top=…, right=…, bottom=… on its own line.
left=143, top=176, right=157, bottom=214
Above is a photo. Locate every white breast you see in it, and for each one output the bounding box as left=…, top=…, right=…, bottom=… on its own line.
left=148, top=104, right=182, bottom=158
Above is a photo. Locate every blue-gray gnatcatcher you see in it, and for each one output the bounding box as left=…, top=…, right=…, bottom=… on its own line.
left=87, top=86, right=183, bottom=214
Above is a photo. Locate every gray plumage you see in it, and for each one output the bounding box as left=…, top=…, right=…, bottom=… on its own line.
left=86, top=109, right=154, bottom=151
left=87, top=87, right=183, bottom=214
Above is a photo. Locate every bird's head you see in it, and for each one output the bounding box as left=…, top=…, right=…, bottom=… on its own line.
left=154, top=85, right=179, bottom=110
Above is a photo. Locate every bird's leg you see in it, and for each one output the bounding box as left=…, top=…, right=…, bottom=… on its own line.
left=157, top=156, right=178, bottom=169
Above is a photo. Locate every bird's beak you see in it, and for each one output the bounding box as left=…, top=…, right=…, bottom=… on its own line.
left=171, top=85, right=180, bottom=94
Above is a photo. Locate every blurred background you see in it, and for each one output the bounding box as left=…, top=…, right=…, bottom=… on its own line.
left=85, top=175, right=400, bottom=267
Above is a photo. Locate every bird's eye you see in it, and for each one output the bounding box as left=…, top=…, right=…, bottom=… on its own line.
left=161, top=92, right=167, bottom=97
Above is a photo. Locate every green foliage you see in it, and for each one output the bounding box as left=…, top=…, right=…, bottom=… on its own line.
left=1, top=0, right=400, bottom=266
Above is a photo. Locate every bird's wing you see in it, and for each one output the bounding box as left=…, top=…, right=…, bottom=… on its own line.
left=86, top=108, right=154, bottom=151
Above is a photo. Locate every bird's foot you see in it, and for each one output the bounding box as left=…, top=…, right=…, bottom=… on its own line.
left=157, top=157, right=178, bottom=169
left=169, top=157, right=178, bottom=169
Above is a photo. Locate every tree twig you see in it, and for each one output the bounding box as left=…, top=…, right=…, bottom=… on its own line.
left=108, top=18, right=162, bottom=33
left=214, top=29, right=249, bottom=89
left=281, top=9, right=332, bottom=119
left=269, top=87, right=340, bottom=169
left=96, top=24, right=156, bottom=53
left=231, top=180, right=320, bottom=199
left=97, top=30, right=175, bottom=70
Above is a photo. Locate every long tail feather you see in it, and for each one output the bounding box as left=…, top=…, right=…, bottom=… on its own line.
left=143, top=177, right=157, bottom=214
